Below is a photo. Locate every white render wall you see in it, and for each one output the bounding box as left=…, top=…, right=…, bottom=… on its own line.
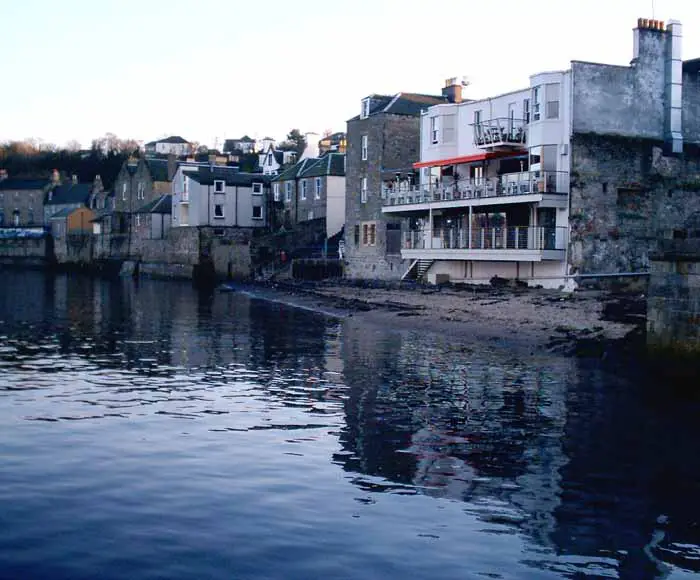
left=426, top=259, right=569, bottom=290
left=155, top=142, right=191, bottom=157
left=326, top=175, right=346, bottom=238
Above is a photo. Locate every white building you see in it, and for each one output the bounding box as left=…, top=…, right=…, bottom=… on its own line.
left=171, top=165, right=268, bottom=228
left=144, top=136, right=193, bottom=157
left=382, top=72, right=572, bottom=289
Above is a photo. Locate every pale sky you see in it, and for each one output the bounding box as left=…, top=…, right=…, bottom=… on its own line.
left=1, top=0, right=698, bottom=149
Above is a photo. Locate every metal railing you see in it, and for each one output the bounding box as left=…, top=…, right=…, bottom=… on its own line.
left=472, top=118, right=527, bottom=147
left=383, top=171, right=569, bottom=206
left=403, top=226, right=568, bottom=251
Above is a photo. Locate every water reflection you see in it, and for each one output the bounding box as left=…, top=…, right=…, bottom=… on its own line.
left=0, top=269, right=698, bottom=579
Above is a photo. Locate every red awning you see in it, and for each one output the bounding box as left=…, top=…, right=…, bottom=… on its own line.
left=413, top=150, right=523, bottom=170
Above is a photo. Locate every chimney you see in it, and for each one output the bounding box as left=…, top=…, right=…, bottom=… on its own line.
left=93, top=174, right=104, bottom=193
left=71, top=174, right=78, bottom=185
left=51, top=169, right=60, bottom=185
left=633, top=16, right=667, bottom=64
left=442, top=77, right=463, bottom=103
left=665, top=20, right=683, bottom=154
left=301, top=133, right=320, bottom=160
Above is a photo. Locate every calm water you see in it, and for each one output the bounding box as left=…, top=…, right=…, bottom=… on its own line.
left=0, top=270, right=699, bottom=580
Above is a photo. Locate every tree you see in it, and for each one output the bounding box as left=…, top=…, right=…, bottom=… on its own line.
left=282, top=129, right=306, bottom=157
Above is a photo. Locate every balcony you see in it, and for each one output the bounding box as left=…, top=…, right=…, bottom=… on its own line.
left=472, top=118, right=527, bottom=150
left=401, top=226, right=568, bottom=262
left=382, top=171, right=569, bottom=210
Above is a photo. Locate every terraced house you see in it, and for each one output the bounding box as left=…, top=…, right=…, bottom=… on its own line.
left=344, top=89, right=451, bottom=280
left=0, top=174, right=51, bottom=227
left=272, top=152, right=346, bottom=238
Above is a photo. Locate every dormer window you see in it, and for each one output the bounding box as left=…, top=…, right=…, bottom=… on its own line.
left=252, top=183, right=263, bottom=195
left=361, top=98, right=371, bottom=119
left=214, top=180, right=225, bottom=193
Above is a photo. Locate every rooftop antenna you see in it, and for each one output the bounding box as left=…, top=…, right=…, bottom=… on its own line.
left=651, top=0, right=655, bottom=19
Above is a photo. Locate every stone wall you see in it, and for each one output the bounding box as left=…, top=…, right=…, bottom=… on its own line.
left=53, top=234, right=94, bottom=265
left=569, top=133, right=700, bottom=276
left=344, top=113, right=418, bottom=280
left=0, top=236, right=49, bottom=263
left=647, top=239, right=700, bottom=355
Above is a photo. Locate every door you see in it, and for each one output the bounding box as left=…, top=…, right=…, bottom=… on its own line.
left=537, top=208, right=556, bottom=250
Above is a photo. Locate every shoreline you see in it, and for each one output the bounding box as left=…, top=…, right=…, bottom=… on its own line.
left=222, top=278, right=647, bottom=360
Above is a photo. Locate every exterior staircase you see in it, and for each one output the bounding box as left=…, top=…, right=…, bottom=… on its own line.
left=401, top=259, right=434, bottom=281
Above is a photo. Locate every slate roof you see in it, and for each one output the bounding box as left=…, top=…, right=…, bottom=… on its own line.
left=47, top=183, right=91, bottom=205
left=272, top=158, right=315, bottom=182
left=188, top=166, right=269, bottom=187
left=49, top=207, right=75, bottom=219
left=348, top=92, right=447, bottom=121
left=144, top=158, right=170, bottom=182
left=135, top=194, right=172, bottom=215
left=0, top=179, right=50, bottom=191
left=151, top=135, right=189, bottom=145
left=684, top=57, right=700, bottom=74
left=298, top=153, right=346, bottom=178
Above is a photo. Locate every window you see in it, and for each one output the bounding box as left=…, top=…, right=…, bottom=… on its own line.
left=315, top=178, right=322, bottom=199
left=28, top=209, right=34, bottom=225
left=267, top=153, right=273, bottom=166
left=301, top=180, right=307, bottom=200
left=135, top=214, right=141, bottom=227
left=430, top=116, right=439, bottom=144
left=252, top=205, right=263, bottom=220
left=361, top=221, right=377, bottom=246
left=137, top=182, right=144, bottom=199
left=307, top=210, right=314, bottom=220
left=273, top=183, right=280, bottom=202
left=442, top=114, right=455, bottom=144
left=361, top=135, right=368, bottom=160
left=214, top=180, right=225, bottom=193
left=252, top=182, right=263, bottom=195
left=545, top=83, right=560, bottom=119
left=473, top=110, right=482, bottom=141
left=361, top=98, right=370, bottom=119
left=361, top=177, right=367, bottom=203
left=285, top=182, right=291, bottom=202
left=532, top=87, right=541, bottom=121
left=354, top=224, right=360, bottom=246
left=523, top=98, right=530, bottom=123
left=122, top=182, right=127, bottom=200
left=214, top=204, right=224, bottom=218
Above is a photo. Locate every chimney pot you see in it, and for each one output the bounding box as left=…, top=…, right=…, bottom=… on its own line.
left=71, top=174, right=78, bottom=184
left=659, top=21, right=665, bottom=30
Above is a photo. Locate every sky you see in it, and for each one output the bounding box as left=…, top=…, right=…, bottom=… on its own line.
left=1, top=0, right=698, bottom=149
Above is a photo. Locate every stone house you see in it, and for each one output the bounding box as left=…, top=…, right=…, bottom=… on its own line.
left=258, top=143, right=296, bottom=176
left=171, top=165, right=269, bottom=228
left=272, top=153, right=346, bottom=237
left=44, top=177, right=92, bottom=224
left=0, top=176, right=52, bottom=227
left=319, top=132, right=347, bottom=155
left=344, top=91, right=449, bottom=280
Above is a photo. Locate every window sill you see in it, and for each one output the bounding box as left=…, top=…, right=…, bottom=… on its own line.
left=213, top=216, right=225, bottom=220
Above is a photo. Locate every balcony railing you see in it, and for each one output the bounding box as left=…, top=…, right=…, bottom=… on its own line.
left=383, top=171, right=569, bottom=206
left=404, top=226, right=568, bottom=252
left=472, top=118, right=527, bottom=148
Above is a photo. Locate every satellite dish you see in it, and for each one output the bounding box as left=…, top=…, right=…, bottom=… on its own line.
left=461, top=76, right=471, bottom=87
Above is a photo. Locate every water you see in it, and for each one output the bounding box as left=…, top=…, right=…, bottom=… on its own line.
left=0, top=270, right=698, bottom=580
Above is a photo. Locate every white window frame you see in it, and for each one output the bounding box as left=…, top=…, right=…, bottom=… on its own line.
left=137, top=182, right=145, bottom=200
left=545, top=83, right=560, bottom=120
left=307, top=210, right=314, bottom=221
left=361, top=98, right=370, bottom=119
left=213, top=203, right=225, bottom=219
left=301, top=180, right=307, bottom=200
left=252, top=182, right=263, bottom=195
left=285, top=182, right=291, bottom=202
left=361, top=177, right=367, bottom=203
left=361, top=135, right=368, bottom=161
left=523, top=98, right=530, bottom=124
left=122, top=182, right=127, bottom=200
left=430, top=116, right=439, bottom=144
left=252, top=205, right=263, bottom=220
left=135, top=214, right=141, bottom=227
left=532, top=87, right=541, bottom=122
left=315, top=177, right=322, bottom=199
left=273, top=182, right=280, bottom=202
left=214, top=180, right=225, bottom=193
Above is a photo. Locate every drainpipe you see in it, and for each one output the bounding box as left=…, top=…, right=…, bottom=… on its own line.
left=468, top=206, right=472, bottom=249
left=234, top=186, right=238, bottom=226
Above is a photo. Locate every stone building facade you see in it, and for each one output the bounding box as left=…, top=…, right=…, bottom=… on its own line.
left=568, top=19, right=700, bottom=278
left=344, top=93, right=447, bottom=280
left=0, top=178, right=51, bottom=227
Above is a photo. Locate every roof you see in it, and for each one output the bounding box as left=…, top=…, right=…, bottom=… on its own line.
left=239, top=135, right=255, bottom=142
left=349, top=92, right=447, bottom=121
left=136, top=194, right=172, bottom=215
left=272, top=158, right=315, bottom=182
left=298, top=153, right=346, bottom=178
left=0, top=178, right=50, bottom=191
left=47, top=183, right=91, bottom=205
left=150, top=135, right=189, bottom=145
left=684, top=58, right=700, bottom=74
left=188, top=166, right=269, bottom=187
left=144, top=158, right=170, bottom=182
left=49, top=207, right=75, bottom=219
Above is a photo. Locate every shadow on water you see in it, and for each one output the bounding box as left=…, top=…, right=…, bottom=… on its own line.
left=0, top=268, right=699, bottom=579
